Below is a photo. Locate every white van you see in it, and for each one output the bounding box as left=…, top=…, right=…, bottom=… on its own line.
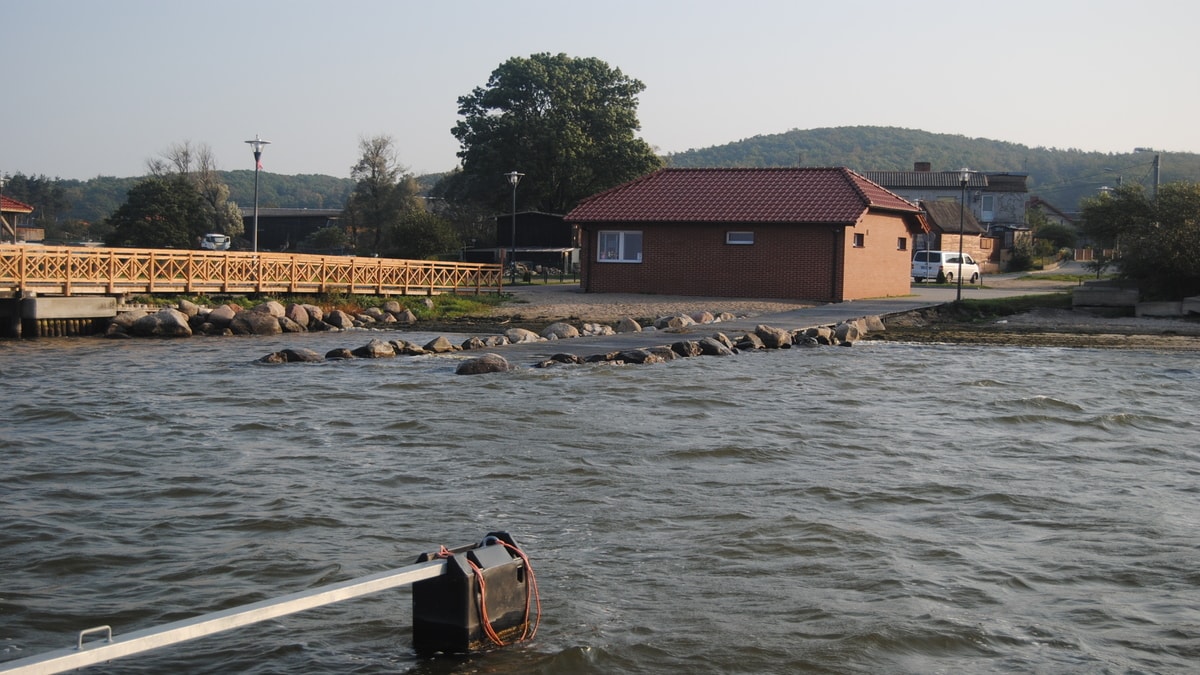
left=200, top=233, right=231, bottom=251
left=912, top=250, right=980, bottom=283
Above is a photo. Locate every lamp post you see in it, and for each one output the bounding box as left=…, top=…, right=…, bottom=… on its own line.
left=956, top=167, right=971, bottom=302
left=245, top=135, right=270, bottom=252
left=0, top=174, right=8, bottom=244
left=505, top=171, right=524, bottom=274
left=1134, top=147, right=1160, bottom=202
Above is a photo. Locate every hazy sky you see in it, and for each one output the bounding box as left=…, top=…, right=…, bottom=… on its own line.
left=4, top=0, right=1197, bottom=181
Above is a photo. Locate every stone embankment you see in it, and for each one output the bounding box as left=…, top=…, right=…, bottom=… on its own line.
left=104, top=299, right=424, bottom=338
left=257, top=309, right=883, bottom=375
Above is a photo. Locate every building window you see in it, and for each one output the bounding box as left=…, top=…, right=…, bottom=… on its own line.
left=981, top=194, right=995, bottom=222
left=726, top=231, right=754, bottom=245
left=853, top=233, right=865, bottom=248
left=897, top=237, right=907, bottom=251
left=597, top=230, right=642, bottom=262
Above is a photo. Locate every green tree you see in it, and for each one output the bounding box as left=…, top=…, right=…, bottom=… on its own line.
left=343, top=135, right=420, bottom=255
left=1080, top=181, right=1200, bottom=298
left=447, top=52, right=663, bottom=214
left=103, top=176, right=210, bottom=248
left=149, top=141, right=243, bottom=237
left=383, top=210, right=460, bottom=260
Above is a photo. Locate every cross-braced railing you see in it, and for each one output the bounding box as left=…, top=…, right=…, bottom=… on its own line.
left=0, top=246, right=504, bottom=297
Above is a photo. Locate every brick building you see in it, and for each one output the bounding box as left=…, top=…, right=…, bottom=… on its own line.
left=565, top=168, right=928, bottom=302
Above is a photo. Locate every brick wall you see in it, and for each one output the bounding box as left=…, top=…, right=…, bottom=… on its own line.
left=580, top=215, right=916, bottom=301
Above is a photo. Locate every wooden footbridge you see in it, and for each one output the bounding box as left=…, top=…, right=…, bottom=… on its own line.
left=0, top=245, right=504, bottom=337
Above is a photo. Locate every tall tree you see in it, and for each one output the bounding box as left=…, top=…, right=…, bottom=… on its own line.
left=103, top=176, right=210, bottom=248
left=148, top=141, right=242, bottom=237
left=343, top=135, right=419, bottom=255
left=1080, top=181, right=1200, bottom=298
left=448, top=52, right=663, bottom=214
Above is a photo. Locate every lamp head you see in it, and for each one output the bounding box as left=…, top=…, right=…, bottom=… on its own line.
left=959, top=167, right=971, bottom=185
left=506, top=171, right=524, bottom=188
left=245, top=134, right=271, bottom=154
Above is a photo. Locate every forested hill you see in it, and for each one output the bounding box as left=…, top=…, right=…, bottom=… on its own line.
left=663, top=126, right=1200, bottom=210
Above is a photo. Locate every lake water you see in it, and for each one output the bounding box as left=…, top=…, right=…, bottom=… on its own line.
left=2, top=331, right=1198, bottom=673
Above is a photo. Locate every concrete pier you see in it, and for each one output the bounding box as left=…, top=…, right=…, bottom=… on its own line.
left=0, top=295, right=117, bottom=338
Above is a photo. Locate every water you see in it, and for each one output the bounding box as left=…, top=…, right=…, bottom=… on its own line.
left=2, top=332, right=1198, bottom=673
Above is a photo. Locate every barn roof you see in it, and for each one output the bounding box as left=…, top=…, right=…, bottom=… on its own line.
left=566, top=167, right=921, bottom=224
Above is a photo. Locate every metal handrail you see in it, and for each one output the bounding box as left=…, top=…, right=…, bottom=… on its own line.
left=0, top=559, right=448, bottom=675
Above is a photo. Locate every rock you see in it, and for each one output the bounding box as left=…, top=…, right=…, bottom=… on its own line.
left=755, top=324, right=792, bottom=349
left=423, top=297, right=435, bottom=310
left=715, top=312, right=737, bottom=322
left=864, top=315, right=886, bottom=332
left=795, top=335, right=821, bottom=347
left=805, top=326, right=835, bottom=345
left=252, top=300, right=286, bottom=317
left=283, top=304, right=309, bottom=329
left=582, top=322, right=616, bottom=336
left=735, top=333, right=766, bottom=350
left=461, top=336, right=488, bottom=350
left=364, top=307, right=387, bottom=320
left=260, top=348, right=323, bottom=363
left=616, top=317, right=642, bottom=333
left=131, top=308, right=193, bottom=338
left=230, top=311, right=282, bottom=336
left=655, top=314, right=695, bottom=331
left=279, top=316, right=307, bottom=333
left=423, top=336, right=458, bottom=353
left=690, top=311, right=715, bottom=325
left=834, top=321, right=862, bottom=345
left=392, top=340, right=428, bottom=356
left=671, top=340, right=703, bottom=357
left=540, top=322, right=580, bottom=340
left=325, top=309, right=355, bottom=329
left=617, top=349, right=666, bottom=365
left=302, top=304, right=324, bottom=324
left=504, top=327, right=542, bottom=344
left=177, top=299, right=200, bottom=317
left=382, top=300, right=402, bottom=314
left=392, top=308, right=417, bottom=324
left=697, top=337, right=735, bottom=356
left=108, top=311, right=139, bottom=331
left=356, top=314, right=376, bottom=325
left=325, top=348, right=355, bottom=359
left=710, top=332, right=734, bottom=350
left=352, top=339, right=396, bottom=358
left=207, top=304, right=238, bottom=328
left=534, top=353, right=586, bottom=368
left=455, top=353, right=514, bottom=375
left=646, top=346, right=679, bottom=361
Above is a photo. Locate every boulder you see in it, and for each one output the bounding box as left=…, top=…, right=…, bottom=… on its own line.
left=582, top=322, right=616, bottom=336
left=754, top=324, right=792, bottom=349
left=834, top=321, right=862, bottom=345
left=382, top=300, right=402, bottom=314
left=710, top=332, right=734, bottom=350
left=392, top=308, right=418, bottom=324
left=735, top=333, right=766, bottom=350
left=540, top=322, right=580, bottom=340
left=177, top=299, right=200, bottom=317
left=325, top=347, right=355, bottom=359
left=534, top=353, right=586, bottom=368
left=207, top=304, right=238, bottom=328
left=364, top=307, right=387, bottom=321
left=864, top=315, right=886, bottom=332
left=260, top=348, right=324, bottom=363
left=670, top=340, right=703, bottom=357
left=697, top=337, right=735, bottom=356
left=715, top=312, right=737, bottom=322
left=617, top=349, right=667, bottom=365
left=423, top=336, right=458, bottom=353
left=504, top=327, right=542, bottom=344
left=690, top=311, right=715, bottom=325
left=646, top=346, right=679, bottom=362
left=615, top=317, right=642, bottom=333
left=230, top=311, right=282, bottom=336
left=352, top=339, right=396, bottom=358
left=252, top=300, right=286, bottom=317
left=654, top=314, right=695, bottom=331
left=461, top=336, right=488, bottom=350
left=131, top=308, right=192, bottom=338
left=455, top=353, right=514, bottom=375
left=302, top=304, right=324, bottom=324
left=279, top=316, right=307, bottom=333
left=285, top=304, right=310, bottom=328
left=325, top=309, right=355, bottom=329
left=392, top=340, right=429, bottom=356
left=805, top=326, right=835, bottom=345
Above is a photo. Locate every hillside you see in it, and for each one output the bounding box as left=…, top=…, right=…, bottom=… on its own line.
left=664, top=126, right=1200, bottom=210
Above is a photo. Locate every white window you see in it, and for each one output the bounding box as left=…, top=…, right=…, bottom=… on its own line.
left=726, top=231, right=754, bottom=245
left=981, top=194, right=995, bottom=222
left=597, top=231, right=642, bottom=262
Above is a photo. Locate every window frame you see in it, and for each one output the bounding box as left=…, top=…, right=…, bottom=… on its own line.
left=852, top=232, right=865, bottom=248
left=726, top=231, right=755, bottom=245
left=596, top=230, right=643, bottom=263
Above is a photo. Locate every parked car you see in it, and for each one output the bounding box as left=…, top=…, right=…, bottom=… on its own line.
left=200, top=233, right=231, bottom=251
left=912, top=250, right=980, bottom=283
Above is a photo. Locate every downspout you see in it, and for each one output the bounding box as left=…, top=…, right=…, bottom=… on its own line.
left=831, top=226, right=842, bottom=302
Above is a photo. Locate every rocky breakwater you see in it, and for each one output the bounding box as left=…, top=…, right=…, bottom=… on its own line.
left=103, top=299, right=422, bottom=338
left=256, top=309, right=886, bottom=376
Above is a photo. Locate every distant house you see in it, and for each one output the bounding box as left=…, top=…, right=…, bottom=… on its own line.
left=238, top=207, right=341, bottom=252
left=1, top=195, right=36, bottom=243
left=464, top=211, right=578, bottom=272
left=565, top=167, right=929, bottom=302
left=916, top=200, right=995, bottom=271
left=863, top=162, right=1029, bottom=234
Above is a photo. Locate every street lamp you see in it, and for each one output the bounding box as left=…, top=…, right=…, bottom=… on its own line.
left=0, top=174, right=9, bottom=244
left=1134, top=147, right=1161, bottom=202
left=245, top=134, right=270, bottom=252
left=957, top=167, right=971, bottom=302
left=505, top=171, right=524, bottom=273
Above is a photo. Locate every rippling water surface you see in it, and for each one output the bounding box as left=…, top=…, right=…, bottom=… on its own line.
left=2, top=332, right=1198, bottom=673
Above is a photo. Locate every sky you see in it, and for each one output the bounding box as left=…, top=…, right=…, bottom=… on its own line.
left=4, top=0, right=1198, bottom=181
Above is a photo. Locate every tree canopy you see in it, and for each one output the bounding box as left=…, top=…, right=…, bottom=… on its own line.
left=446, top=53, right=662, bottom=215
left=103, top=176, right=210, bottom=248
left=1080, top=181, right=1200, bottom=298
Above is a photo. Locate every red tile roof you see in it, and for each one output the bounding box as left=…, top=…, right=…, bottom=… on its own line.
left=1, top=195, right=34, bottom=213
left=566, top=167, right=920, bottom=224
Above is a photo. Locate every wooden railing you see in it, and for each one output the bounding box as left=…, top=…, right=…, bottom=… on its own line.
left=0, top=245, right=504, bottom=297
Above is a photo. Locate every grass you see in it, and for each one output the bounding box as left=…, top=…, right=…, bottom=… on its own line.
left=947, top=293, right=1074, bottom=322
